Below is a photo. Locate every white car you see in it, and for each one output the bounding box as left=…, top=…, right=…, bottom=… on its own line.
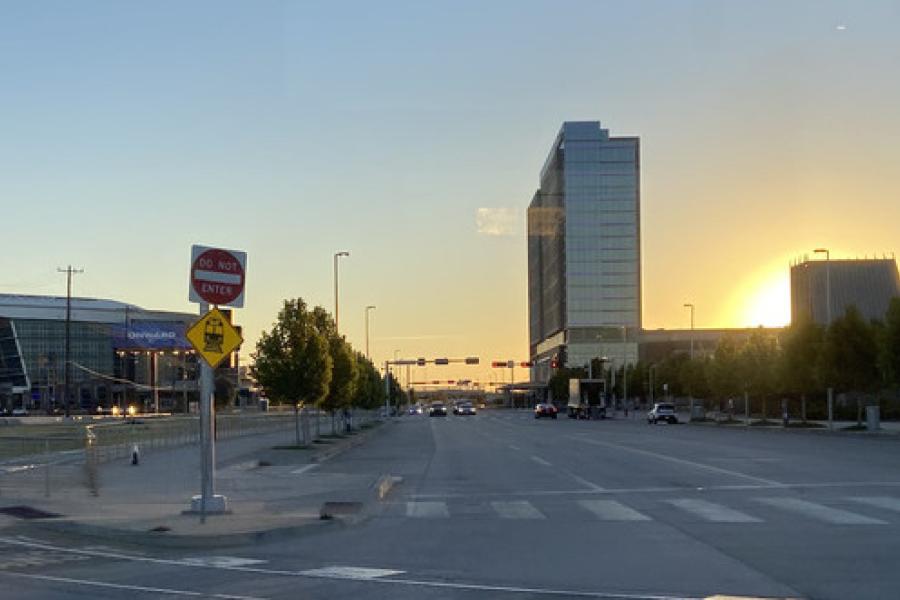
left=11, top=407, right=29, bottom=417
left=647, top=403, right=677, bottom=424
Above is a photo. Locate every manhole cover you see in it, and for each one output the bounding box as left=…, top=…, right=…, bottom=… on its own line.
left=0, top=505, right=61, bottom=520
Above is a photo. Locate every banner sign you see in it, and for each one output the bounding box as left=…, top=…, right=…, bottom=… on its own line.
left=112, top=322, right=191, bottom=350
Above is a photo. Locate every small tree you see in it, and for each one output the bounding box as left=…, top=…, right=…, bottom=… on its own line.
left=740, top=330, right=778, bottom=421
left=819, top=306, right=880, bottom=426
left=879, top=297, right=900, bottom=388
left=252, top=299, right=332, bottom=445
left=778, top=318, right=824, bottom=423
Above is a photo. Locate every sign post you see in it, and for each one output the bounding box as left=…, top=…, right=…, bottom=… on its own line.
left=187, top=245, right=247, bottom=518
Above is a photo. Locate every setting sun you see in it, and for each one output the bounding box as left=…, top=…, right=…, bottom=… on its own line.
left=739, top=271, right=791, bottom=328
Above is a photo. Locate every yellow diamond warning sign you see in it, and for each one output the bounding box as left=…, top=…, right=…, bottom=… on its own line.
left=186, top=307, right=243, bottom=368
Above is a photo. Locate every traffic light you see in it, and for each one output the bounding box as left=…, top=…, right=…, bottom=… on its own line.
left=491, top=361, right=505, bottom=368
left=465, top=357, right=480, bottom=365
left=520, top=361, right=533, bottom=368
left=417, top=358, right=426, bottom=366
left=435, top=358, right=449, bottom=365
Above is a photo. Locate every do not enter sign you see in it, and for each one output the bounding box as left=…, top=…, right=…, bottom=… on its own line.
left=189, top=245, right=247, bottom=307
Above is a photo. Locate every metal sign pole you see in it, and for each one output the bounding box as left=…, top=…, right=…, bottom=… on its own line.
left=199, top=301, right=213, bottom=518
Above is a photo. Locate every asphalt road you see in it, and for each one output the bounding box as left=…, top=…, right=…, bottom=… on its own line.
left=2, top=410, right=899, bottom=599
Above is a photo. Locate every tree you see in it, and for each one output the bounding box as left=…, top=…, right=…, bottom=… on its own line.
left=309, top=307, right=359, bottom=434
left=778, top=318, right=824, bottom=423
left=709, top=335, right=742, bottom=403
left=739, top=330, right=778, bottom=421
left=879, top=297, right=900, bottom=388
left=251, top=299, right=332, bottom=445
left=819, top=306, right=880, bottom=426
left=352, top=353, right=385, bottom=410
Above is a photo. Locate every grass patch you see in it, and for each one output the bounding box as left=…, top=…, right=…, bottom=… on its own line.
left=749, top=419, right=777, bottom=427
left=716, top=418, right=744, bottom=425
left=785, top=422, right=826, bottom=429
left=318, top=433, right=345, bottom=439
left=841, top=424, right=868, bottom=431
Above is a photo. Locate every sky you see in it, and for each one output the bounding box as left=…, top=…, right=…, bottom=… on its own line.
left=2, top=1, right=899, bottom=385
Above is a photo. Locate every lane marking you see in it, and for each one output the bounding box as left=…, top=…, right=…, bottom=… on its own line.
left=406, top=501, right=450, bottom=518
left=508, top=444, right=522, bottom=451
left=571, top=436, right=782, bottom=486
left=565, top=472, right=606, bottom=492
left=290, top=464, right=318, bottom=475
left=0, top=537, right=706, bottom=599
left=531, top=456, right=553, bottom=467
left=183, top=556, right=267, bottom=568
left=579, top=500, right=651, bottom=522
left=848, top=496, right=900, bottom=513
left=0, top=570, right=266, bottom=599
left=299, top=566, right=405, bottom=579
left=491, top=500, right=546, bottom=520
left=667, top=499, right=762, bottom=523
left=406, top=480, right=900, bottom=500
left=755, top=497, right=886, bottom=525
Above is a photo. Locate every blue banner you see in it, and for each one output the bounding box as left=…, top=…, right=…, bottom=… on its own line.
left=112, top=322, right=191, bottom=350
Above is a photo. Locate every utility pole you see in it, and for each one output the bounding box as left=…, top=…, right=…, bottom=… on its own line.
left=333, top=251, right=350, bottom=333
left=58, top=265, right=83, bottom=418
left=365, top=305, right=376, bottom=359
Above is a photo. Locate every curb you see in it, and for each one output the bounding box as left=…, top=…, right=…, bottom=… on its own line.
left=15, top=514, right=342, bottom=550
left=310, top=420, right=388, bottom=464
left=686, top=420, right=900, bottom=436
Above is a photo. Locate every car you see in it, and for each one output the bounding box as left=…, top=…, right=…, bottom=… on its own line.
left=648, top=403, right=678, bottom=424
left=455, top=403, right=476, bottom=416
left=534, top=403, right=558, bottom=419
left=428, top=403, right=448, bottom=417
left=11, top=407, right=29, bottom=417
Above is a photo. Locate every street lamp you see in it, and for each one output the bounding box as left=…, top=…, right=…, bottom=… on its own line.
left=813, top=248, right=831, bottom=325
left=333, top=251, right=350, bottom=333
left=684, top=303, right=695, bottom=360
left=365, top=305, right=376, bottom=360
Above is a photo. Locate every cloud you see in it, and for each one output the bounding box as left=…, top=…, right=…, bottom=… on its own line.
left=476, top=208, right=517, bottom=237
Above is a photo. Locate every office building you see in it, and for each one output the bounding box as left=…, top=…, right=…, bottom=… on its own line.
left=790, top=257, right=900, bottom=325
left=528, top=121, right=640, bottom=382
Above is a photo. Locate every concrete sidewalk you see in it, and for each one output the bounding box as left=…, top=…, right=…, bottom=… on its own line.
left=0, top=421, right=391, bottom=548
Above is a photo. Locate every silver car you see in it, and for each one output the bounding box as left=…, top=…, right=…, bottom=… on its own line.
left=647, top=403, right=677, bottom=424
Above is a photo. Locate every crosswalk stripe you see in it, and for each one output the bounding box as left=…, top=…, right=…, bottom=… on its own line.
left=406, top=501, right=449, bottom=518
left=667, top=499, right=762, bottom=523
left=847, top=496, right=900, bottom=513
left=578, top=499, right=651, bottom=521
left=491, top=500, right=545, bottom=520
left=755, top=497, right=886, bottom=525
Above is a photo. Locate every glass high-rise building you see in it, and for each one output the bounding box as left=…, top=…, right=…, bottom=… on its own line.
left=527, top=121, right=641, bottom=382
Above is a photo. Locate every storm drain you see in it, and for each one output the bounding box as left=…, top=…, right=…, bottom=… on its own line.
left=0, top=505, right=61, bottom=520
left=319, top=501, right=362, bottom=520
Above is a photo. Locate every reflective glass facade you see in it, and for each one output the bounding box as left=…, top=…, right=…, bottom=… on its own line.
left=528, top=122, right=641, bottom=380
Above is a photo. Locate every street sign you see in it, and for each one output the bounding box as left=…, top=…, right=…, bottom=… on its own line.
left=186, top=307, right=243, bottom=369
left=189, top=245, right=247, bottom=307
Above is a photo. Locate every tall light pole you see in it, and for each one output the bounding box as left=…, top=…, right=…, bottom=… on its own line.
left=57, top=265, right=83, bottom=418
left=365, top=305, right=376, bottom=360
left=813, top=248, right=831, bottom=325
left=621, top=325, right=627, bottom=414
left=333, top=251, right=350, bottom=333
left=684, top=303, right=695, bottom=360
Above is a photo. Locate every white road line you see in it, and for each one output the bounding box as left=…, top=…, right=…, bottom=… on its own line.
left=578, top=500, right=651, bottom=521
left=0, top=570, right=266, bottom=599
left=299, top=566, right=405, bottom=580
left=508, top=444, right=522, bottom=451
left=406, top=501, right=450, bottom=518
left=667, top=499, right=762, bottom=523
left=848, top=496, right=900, bottom=513
left=572, top=436, right=782, bottom=486
left=0, top=537, right=703, bottom=599
left=182, top=556, right=267, bottom=568
left=290, top=464, right=318, bottom=475
left=755, top=497, right=887, bottom=525
left=491, top=500, right=546, bottom=520
left=531, top=456, right=553, bottom=467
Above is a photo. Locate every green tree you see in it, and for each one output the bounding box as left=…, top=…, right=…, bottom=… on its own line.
left=819, top=306, right=880, bottom=426
left=709, top=335, right=742, bottom=403
left=251, top=299, right=332, bottom=445
left=310, top=307, right=359, bottom=434
left=778, top=318, right=824, bottom=423
left=879, top=297, right=900, bottom=387
left=739, top=330, right=778, bottom=421
left=352, top=353, right=385, bottom=410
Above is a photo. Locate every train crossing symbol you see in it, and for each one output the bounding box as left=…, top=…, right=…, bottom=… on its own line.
left=186, top=307, right=242, bottom=368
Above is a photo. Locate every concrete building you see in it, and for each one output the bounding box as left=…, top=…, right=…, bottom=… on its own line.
left=0, top=294, right=202, bottom=413
left=528, top=121, right=640, bottom=382
left=790, top=256, right=900, bottom=325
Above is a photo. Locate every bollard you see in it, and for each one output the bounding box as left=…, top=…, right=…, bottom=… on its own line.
left=131, top=444, right=140, bottom=465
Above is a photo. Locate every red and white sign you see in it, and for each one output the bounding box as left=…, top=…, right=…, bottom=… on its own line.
left=189, top=245, right=247, bottom=307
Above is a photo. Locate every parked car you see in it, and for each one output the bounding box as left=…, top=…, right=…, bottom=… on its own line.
left=11, top=407, right=29, bottom=417
left=428, top=403, right=448, bottom=417
left=455, top=402, right=476, bottom=416
left=534, top=403, right=558, bottom=419
left=647, top=403, right=678, bottom=424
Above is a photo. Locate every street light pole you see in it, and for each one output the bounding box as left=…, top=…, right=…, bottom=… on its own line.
left=621, top=325, right=627, bottom=415
left=814, top=248, right=831, bottom=325
left=57, top=265, right=83, bottom=418
left=684, top=303, right=695, bottom=360
left=333, top=251, right=350, bottom=333
left=365, top=305, right=376, bottom=359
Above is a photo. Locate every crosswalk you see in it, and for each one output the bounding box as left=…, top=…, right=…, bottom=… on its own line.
left=397, top=495, right=900, bottom=527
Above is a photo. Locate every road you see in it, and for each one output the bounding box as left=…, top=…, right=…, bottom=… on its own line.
left=2, top=410, right=899, bottom=599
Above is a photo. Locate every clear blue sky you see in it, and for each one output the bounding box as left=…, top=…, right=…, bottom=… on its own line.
left=2, top=1, right=899, bottom=381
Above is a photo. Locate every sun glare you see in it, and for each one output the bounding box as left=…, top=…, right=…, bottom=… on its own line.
left=741, top=272, right=791, bottom=327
